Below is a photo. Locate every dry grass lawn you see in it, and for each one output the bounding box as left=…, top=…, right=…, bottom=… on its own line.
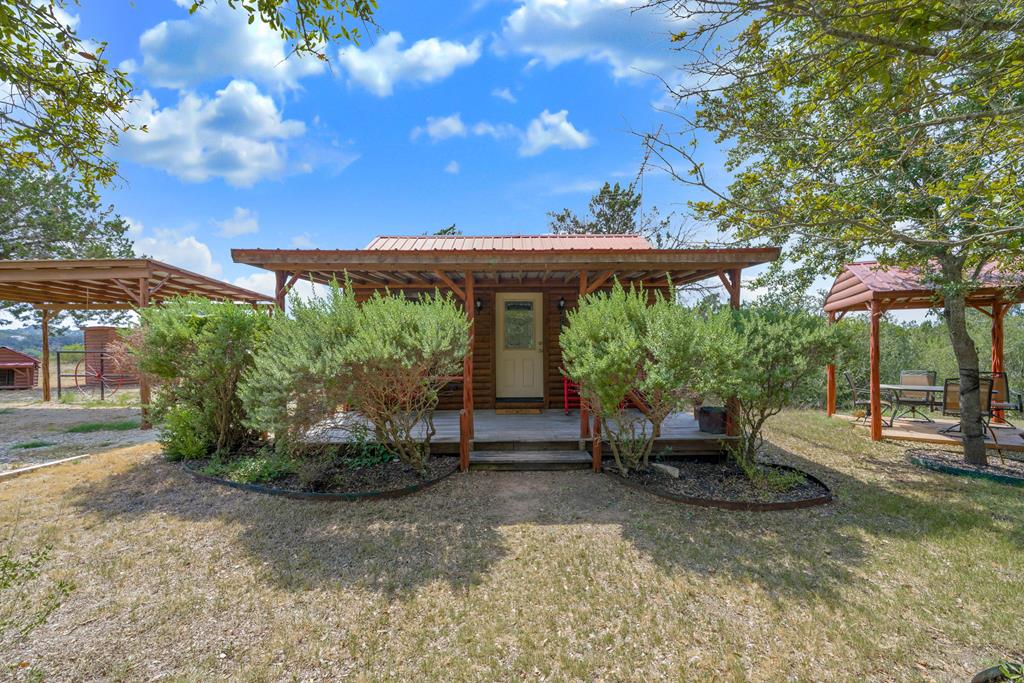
left=1, top=411, right=1022, bottom=682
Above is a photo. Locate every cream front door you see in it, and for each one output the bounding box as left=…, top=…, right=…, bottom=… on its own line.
left=495, top=292, right=544, bottom=400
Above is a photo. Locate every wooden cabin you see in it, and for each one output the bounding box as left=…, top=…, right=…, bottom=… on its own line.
left=233, top=234, right=780, bottom=412
left=0, top=346, right=39, bottom=390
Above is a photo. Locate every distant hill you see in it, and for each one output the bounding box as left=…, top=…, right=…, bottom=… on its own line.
left=0, top=328, right=83, bottom=358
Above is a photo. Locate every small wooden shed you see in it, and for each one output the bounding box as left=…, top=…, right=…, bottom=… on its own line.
left=0, top=346, right=39, bottom=390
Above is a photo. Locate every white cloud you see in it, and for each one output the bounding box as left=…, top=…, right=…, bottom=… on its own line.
left=234, top=271, right=328, bottom=302
left=120, top=80, right=306, bottom=187
left=411, top=113, right=467, bottom=142
left=410, top=109, right=592, bottom=156
left=291, top=234, right=316, bottom=248
left=214, top=207, right=259, bottom=237
left=472, top=121, right=519, bottom=140
left=548, top=179, right=602, bottom=195
left=134, top=228, right=221, bottom=277
left=337, top=31, right=482, bottom=96
left=134, top=1, right=323, bottom=89
left=124, top=217, right=145, bottom=237
left=492, top=86, right=517, bottom=103
left=519, top=109, right=593, bottom=156
left=444, top=160, right=460, bottom=174
left=497, top=0, right=681, bottom=81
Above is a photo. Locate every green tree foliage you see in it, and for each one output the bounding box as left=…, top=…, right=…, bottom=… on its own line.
left=548, top=181, right=691, bottom=248
left=0, top=166, right=134, bottom=330
left=560, top=283, right=728, bottom=476
left=1, top=0, right=378, bottom=193
left=135, top=297, right=269, bottom=459
left=240, top=286, right=469, bottom=474
left=644, top=0, right=1024, bottom=464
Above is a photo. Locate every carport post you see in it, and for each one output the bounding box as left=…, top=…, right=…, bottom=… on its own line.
left=41, top=308, right=51, bottom=401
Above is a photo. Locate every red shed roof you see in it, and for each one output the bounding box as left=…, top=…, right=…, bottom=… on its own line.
left=0, top=346, right=39, bottom=366
left=366, top=234, right=652, bottom=251
left=824, top=261, right=1024, bottom=313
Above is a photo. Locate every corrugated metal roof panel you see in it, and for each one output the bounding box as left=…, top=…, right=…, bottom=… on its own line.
left=365, top=234, right=653, bottom=251
left=846, top=261, right=1013, bottom=293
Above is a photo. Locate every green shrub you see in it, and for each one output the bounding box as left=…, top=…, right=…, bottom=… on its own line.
left=202, top=453, right=294, bottom=484
left=239, top=284, right=358, bottom=454
left=561, top=283, right=728, bottom=476
left=160, top=405, right=209, bottom=461
left=240, top=285, right=469, bottom=475
left=715, top=306, right=843, bottom=477
left=135, top=296, right=269, bottom=458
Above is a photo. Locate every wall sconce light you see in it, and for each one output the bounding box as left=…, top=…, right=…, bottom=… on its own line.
left=475, top=297, right=483, bottom=313
left=557, top=296, right=566, bottom=312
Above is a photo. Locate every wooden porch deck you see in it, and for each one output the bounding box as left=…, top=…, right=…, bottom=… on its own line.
left=839, top=414, right=1024, bottom=453
left=318, top=409, right=733, bottom=458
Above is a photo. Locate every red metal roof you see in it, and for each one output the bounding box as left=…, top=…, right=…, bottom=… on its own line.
left=365, top=234, right=653, bottom=251
left=824, top=261, right=1024, bottom=312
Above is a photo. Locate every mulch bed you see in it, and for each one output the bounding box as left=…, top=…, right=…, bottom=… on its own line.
left=909, top=448, right=1024, bottom=486
left=185, top=456, right=460, bottom=501
left=605, top=460, right=832, bottom=511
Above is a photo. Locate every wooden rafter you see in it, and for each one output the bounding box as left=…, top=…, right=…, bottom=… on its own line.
left=585, top=270, right=615, bottom=294
left=432, top=270, right=466, bottom=300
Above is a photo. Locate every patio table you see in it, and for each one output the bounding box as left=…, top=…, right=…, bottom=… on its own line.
left=879, top=383, right=944, bottom=425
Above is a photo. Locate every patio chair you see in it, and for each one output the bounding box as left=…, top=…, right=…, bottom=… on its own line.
left=939, top=377, right=998, bottom=435
left=892, top=370, right=937, bottom=423
left=844, top=371, right=892, bottom=426
left=980, top=371, right=1021, bottom=429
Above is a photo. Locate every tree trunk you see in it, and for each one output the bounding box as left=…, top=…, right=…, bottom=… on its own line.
left=943, top=267, right=987, bottom=466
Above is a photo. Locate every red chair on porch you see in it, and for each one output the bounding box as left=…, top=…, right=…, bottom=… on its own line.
left=563, top=376, right=581, bottom=415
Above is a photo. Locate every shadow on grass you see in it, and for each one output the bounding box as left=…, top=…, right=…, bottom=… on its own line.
left=67, top=415, right=1024, bottom=602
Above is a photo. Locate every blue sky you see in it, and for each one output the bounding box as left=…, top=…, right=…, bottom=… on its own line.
left=71, top=0, right=716, bottom=296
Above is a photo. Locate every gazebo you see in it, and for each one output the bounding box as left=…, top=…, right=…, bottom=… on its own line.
left=823, top=261, right=1023, bottom=441
left=0, top=259, right=273, bottom=422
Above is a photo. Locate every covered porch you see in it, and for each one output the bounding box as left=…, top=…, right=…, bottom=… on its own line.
left=233, top=234, right=780, bottom=471
left=316, top=408, right=735, bottom=469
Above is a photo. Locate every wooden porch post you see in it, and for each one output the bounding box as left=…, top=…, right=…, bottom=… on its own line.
left=591, top=413, right=602, bottom=472
left=139, top=277, right=153, bottom=429
left=40, top=308, right=51, bottom=402
left=274, top=271, right=288, bottom=311
left=725, top=268, right=741, bottom=436
left=463, top=271, right=475, bottom=439
left=869, top=299, right=883, bottom=441
left=826, top=311, right=837, bottom=416
left=578, top=270, right=590, bottom=439
left=992, top=301, right=1007, bottom=423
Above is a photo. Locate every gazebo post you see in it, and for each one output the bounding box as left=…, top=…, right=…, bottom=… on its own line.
left=578, top=270, right=590, bottom=440
left=868, top=299, right=883, bottom=441
left=992, top=301, right=1007, bottom=423
left=139, top=277, right=153, bottom=430
left=40, top=308, right=51, bottom=402
left=463, top=271, right=475, bottom=440
left=826, top=311, right=836, bottom=416
left=725, top=268, right=742, bottom=436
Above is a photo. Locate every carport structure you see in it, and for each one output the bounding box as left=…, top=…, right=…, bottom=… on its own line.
left=823, top=261, right=1024, bottom=441
left=0, top=259, right=273, bottom=422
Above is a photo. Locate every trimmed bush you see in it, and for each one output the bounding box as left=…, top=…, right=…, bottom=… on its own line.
left=240, top=285, right=469, bottom=474
left=561, top=283, right=727, bottom=476
left=135, top=296, right=269, bottom=459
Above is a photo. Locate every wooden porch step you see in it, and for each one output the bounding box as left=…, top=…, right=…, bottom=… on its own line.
left=469, top=450, right=592, bottom=471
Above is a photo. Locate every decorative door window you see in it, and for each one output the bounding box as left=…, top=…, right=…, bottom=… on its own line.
left=504, top=301, right=535, bottom=349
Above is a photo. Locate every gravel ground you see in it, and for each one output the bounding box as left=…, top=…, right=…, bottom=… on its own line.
left=0, top=389, right=157, bottom=472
